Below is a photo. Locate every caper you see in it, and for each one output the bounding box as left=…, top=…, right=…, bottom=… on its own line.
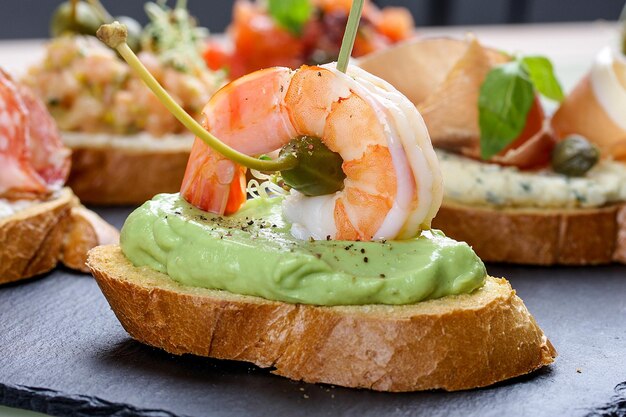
left=551, top=135, right=600, bottom=177
left=50, top=1, right=104, bottom=37
left=115, top=16, right=142, bottom=53
left=279, top=136, right=346, bottom=196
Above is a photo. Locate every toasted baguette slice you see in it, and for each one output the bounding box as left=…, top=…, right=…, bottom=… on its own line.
left=433, top=201, right=626, bottom=265
left=88, top=244, right=556, bottom=392
left=62, top=132, right=193, bottom=205
left=0, top=188, right=119, bottom=285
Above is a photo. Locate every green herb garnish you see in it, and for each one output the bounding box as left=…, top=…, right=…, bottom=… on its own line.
left=478, top=60, right=534, bottom=160
left=478, top=55, right=563, bottom=160
left=142, top=0, right=209, bottom=73
left=267, top=0, right=313, bottom=36
left=521, top=56, right=564, bottom=102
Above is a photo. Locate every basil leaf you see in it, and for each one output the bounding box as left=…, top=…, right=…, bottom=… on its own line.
left=521, top=56, right=565, bottom=102
left=268, top=0, right=313, bottom=36
left=478, top=61, right=535, bottom=160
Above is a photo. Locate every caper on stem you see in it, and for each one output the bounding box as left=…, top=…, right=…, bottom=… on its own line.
left=96, top=22, right=297, bottom=173
left=50, top=0, right=102, bottom=37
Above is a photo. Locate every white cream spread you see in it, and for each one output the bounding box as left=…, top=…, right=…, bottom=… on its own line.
left=590, top=47, right=626, bottom=131
left=0, top=198, right=39, bottom=219
left=61, top=131, right=194, bottom=151
left=438, top=150, right=626, bottom=209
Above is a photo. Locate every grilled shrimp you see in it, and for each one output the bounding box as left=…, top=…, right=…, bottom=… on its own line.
left=181, top=64, right=442, bottom=241
left=0, top=70, right=70, bottom=199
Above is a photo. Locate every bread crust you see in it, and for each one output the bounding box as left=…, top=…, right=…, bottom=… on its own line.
left=66, top=143, right=190, bottom=205
left=88, top=244, right=556, bottom=392
left=0, top=188, right=119, bottom=284
left=433, top=201, right=626, bottom=265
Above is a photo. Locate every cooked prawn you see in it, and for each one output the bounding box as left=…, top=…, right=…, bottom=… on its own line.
left=0, top=69, right=70, bottom=199
left=180, top=64, right=442, bottom=241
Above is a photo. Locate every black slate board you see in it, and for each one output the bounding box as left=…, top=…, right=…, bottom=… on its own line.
left=1, top=206, right=626, bottom=417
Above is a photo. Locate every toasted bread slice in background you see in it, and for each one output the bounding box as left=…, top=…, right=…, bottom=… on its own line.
left=88, top=244, right=556, bottom=392
left=0, top=188, right=118, bottom=284
left=62, top=133, right=193, bottom=205
left=434, top=201, right=626, bottom=265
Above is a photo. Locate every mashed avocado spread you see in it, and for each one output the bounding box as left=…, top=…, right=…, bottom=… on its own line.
left=120, top=193, right=486, bottom=306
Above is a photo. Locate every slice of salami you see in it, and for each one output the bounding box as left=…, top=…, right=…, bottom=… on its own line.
left=0, top=69, right=70, bottom=199
left=18, top=82, right=70, bottom=189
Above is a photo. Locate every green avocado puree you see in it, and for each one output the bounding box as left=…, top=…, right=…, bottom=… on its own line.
left=120, top=193, right=487, bottom=306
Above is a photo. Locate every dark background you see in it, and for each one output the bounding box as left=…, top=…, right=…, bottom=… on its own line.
left=0, top=0, right=624, bottom=39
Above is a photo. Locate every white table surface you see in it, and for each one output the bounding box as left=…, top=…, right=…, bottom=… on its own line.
left=0, top=21, right=621, bottom=417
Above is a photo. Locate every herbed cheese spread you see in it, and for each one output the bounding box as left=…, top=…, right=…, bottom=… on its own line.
left=437, top=150, right=626, bottom=209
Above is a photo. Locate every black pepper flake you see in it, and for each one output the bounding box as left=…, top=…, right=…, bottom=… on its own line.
left=315, top=253, right=322, bottom=259
left=363, top=257, right=369, bottom=263
left=360, top=248, right=365, bottom=254
left=326, top=235, right=331, bottom=241
left=199, top=215, right=207, bottom=221
left=317, top=71, right=322, bottom=77
left=379, top=273, right=386, bottom=278
left=272, top=224, right=277, bottom=228
left=247, top=220, right=254, bottom=225
left=280, top=85, right=284, bottom=92
left=174, top=211, right=181, bottom=215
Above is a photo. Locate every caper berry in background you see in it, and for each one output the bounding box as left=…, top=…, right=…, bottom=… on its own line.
left=50, top=1, right=103, bottom=37
left=279, top=136, right=346, bottom=196
left=551, top=134, right=600, bottom=177
left=115, top=16, right=143, bottom=53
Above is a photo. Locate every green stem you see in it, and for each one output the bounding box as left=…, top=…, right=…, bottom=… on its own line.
left=87, top=0, right=114, bottom=23
left=98, top=24, right=297, bottom=172
left=71, top=0, right=78, bottom=23
left=336, top=0, right=364, bottom=73
left=621, top=1, right=626, bottom=55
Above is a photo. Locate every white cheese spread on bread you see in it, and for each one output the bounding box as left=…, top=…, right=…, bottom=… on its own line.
left=61, top=131, right=194, bottom=151
left=438, top=150, right=626, bottom=208
left=0, top=199, right=39, bottom=219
